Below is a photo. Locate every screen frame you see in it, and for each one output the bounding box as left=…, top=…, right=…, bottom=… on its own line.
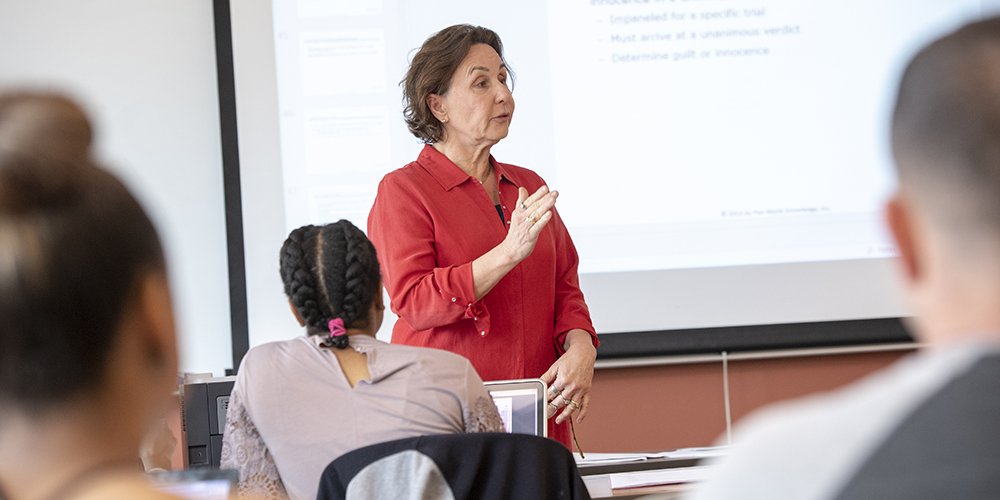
left=213, top=0, right=250, bottom=372
left=596, top=318, right=912, bottom=359
left=484, top=378, right=548, bottom=438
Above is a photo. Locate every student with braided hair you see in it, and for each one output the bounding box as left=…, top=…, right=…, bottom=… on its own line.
left=221, top=220, right=504, bottom=500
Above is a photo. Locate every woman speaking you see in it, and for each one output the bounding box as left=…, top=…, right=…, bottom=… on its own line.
left=368, top=24, right=598, bottom=447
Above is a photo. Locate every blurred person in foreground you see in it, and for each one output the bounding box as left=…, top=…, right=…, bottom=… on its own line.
left=686, top=18, right=1000, bottom=500
left=0, top=91, right=178, bottom=473
left=0, top=151, right=182, bottom=499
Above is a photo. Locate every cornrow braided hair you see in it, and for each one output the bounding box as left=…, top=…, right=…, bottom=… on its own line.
left=279, top=225, right=329, bottom=328
left=278, top=220, right=381, bottom=349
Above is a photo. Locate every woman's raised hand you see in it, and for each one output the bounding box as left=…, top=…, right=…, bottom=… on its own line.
left=502, top=185, right=557, bottom=263
left=471, top=185, right=558, bottom=300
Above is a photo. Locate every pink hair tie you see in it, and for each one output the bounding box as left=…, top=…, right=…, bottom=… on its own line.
left=328, top=317, right=346, bottom=338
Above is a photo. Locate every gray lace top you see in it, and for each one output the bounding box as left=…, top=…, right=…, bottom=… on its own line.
left=220, top=334, right=504, bottom=500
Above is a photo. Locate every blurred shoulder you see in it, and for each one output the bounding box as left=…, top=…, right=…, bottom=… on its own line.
left=79, top=479, right=271, bottom=500
left=689, top=349, right=978, bottom=500
left=76, top=477, right=183, bottom=500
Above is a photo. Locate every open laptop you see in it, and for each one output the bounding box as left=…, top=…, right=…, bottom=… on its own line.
left=484, top=378, right=547, bottom=438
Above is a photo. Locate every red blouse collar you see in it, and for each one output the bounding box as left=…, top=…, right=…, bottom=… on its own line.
left=416, top=144, right=519, bottom=191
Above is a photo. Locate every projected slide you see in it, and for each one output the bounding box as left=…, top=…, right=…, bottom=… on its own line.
left=545, top=0, right=980, bottom=272
left=270, top=0, right=982, bottom=274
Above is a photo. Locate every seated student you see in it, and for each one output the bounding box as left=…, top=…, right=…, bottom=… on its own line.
left=685, top=17, right=1000, bottom=500
left=221, top=220, right=505, bottom=500
left=0, top=152, right=181, bottom=499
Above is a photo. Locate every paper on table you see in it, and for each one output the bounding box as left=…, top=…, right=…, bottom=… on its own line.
left=575, top=453, right=652, bottom=466
left=658, top=446, right=730, bottom=460
left=575, top=446, right=729, bottom=466
left=582, top=475, right=612, bottom=498
left=609, top=465, right=715, bottom=490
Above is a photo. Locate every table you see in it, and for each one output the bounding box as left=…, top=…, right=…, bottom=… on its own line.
left=578, top=457, right=702, bottom=499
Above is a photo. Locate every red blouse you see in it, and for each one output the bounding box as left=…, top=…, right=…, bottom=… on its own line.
left=368, top=145, right=598, bottom=445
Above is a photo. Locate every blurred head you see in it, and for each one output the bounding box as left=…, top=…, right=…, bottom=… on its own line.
left=279, top=220, right=383, bottom=348
left=888, top=17, right=1000, bottom=338
left=0, top=92, right=93, bottom=163
left=0, top=152, right=173, bottom=414
left=402, top=24, right=514, bottom=145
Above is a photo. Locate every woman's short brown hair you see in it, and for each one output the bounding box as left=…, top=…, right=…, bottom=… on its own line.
left=402, top=24, right=514, bottom=144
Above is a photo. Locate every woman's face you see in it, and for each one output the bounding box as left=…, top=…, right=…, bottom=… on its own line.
left=431, top=43, right=514, bottom=148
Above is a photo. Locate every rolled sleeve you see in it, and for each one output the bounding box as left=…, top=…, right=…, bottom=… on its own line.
left=423, top=262, right=490, bottom=333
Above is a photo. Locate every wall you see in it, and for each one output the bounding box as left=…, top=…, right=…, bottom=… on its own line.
left=576, top=348, right=912, bottom=452
left=161, top=348, right=913, bottom=467
left=0, top=0, right=233, bottom=375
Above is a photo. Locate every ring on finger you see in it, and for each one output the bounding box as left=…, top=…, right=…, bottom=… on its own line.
left=520, top=202, right=528, bottom=211
left=569, top=400, right=581, bottom=409
left=547, top=402, right=558, bottom=409
left=526, top=214, right=536, bottom=224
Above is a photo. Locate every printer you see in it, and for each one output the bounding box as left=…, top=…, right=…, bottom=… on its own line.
left=180, top=374, right=236, bottom=469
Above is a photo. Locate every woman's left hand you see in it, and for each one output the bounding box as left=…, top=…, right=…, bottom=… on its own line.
left=541, top=329, right=597, bottom=425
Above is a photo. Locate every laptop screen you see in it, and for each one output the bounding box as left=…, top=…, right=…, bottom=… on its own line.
left=485, top=379, right=547, bottom=438
left=148, top=469, right=238, bottom=500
